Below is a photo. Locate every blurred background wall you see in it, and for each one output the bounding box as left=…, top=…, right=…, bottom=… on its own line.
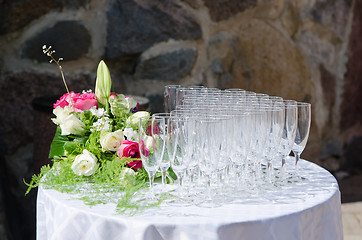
left=0, top=0, right=360, bottom=239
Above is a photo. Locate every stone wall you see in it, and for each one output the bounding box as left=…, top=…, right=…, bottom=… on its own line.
left=0, top=0, right=360, bottom=239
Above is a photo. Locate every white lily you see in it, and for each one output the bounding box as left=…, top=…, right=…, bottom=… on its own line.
left=95, top=60, right=112, bottom=109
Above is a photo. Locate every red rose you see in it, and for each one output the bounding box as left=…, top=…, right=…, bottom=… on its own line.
left=146, top=122, right=160, bottom=136
left=139, top=139, right=150, bottom=157
left=117, top=140, right=142, bottom=170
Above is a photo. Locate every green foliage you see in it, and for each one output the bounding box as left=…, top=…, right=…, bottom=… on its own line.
left=48, top=126, right=68, bottom=158
left=80, top=110, right=98, bottom=132
left=115, top=187, right=165, bottom=216
left=109, top=95, right=131, bottom=118
left=24, top=154, right=177, bottom=215
left=112, top=113, right=131, bottom=131
left=24, top=164, right=52, bottom=195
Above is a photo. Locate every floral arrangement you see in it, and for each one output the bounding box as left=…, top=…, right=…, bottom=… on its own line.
left=25, top=46, right=170, bottom=214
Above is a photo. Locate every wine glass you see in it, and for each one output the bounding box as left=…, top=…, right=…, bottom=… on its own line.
left=291, top=102, right=311, bottom=178
left=138, top=117, right=165, bottom=198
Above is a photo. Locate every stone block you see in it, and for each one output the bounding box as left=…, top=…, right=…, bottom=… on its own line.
left=0, top=0, right=89, bottom=35
left=231, top=19, right=312, bottom=101
left=134, top=47, right=197, bottom=81
left=21, top=20, right=91, bottom=62
left=105, top=0, right=201, bottom=59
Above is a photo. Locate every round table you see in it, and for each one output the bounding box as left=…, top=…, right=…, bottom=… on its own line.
left=36, top=159, right=343, bottom=240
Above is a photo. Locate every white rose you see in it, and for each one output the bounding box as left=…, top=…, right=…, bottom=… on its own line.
left=60, top=114, right=86, bottom=135
left=126, top=111, right=150, bottom=129
left=52, top=106, right=72, bottom=125
left=71, top=149, right=98, bottom=176
left=123, top=127, right=139, bottom=142
left=100, top=130, right=125, bottom=152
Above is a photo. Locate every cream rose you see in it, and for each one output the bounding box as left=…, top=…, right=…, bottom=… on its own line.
left=60, top=114, right=86, bottom=135
left=71, top=149, right=98, bottom=176
left=100, top=130, right=125, bottom=152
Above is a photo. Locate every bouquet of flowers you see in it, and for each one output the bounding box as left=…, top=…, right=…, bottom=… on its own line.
left=48, top=59, right=150, bottom=179
left=26, top=46, right=169, bottom=213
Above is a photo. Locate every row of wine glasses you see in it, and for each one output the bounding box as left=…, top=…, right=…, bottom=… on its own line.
left=138, top=85, right=311, bottom=207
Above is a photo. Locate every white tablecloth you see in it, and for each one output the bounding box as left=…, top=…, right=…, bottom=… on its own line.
left=37, top=159, right=343, bottom=240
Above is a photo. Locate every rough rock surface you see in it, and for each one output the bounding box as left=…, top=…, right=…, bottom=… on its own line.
left=0, top=0, right=89, bottom=35
left=135, top=47, right=197, bottom=81
left=203, top=0, right=257, bottom=22
left=21, top=21, right=91, bottom=62
left=105, top=0, right=201, bottom=59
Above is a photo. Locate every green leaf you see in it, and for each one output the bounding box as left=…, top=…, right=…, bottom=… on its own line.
left=48, top=126, right=69, bottom=158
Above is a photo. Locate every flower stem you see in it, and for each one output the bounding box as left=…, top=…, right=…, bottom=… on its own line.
left=42, top=45, right=73, bottom=108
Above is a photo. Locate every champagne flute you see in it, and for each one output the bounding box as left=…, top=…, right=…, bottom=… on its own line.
left=277, top=100, right=297, bottom=183
left=164, top=85, right=181, bottom=113
left=196, top=116, right=222, bottom=207
left=166, top=116, right=192, bottom=205
left=152, top=113, right=172, bottom=190
left=138, top=117, right=165, bottom=198
left=292, top=102, right=311, bottom=178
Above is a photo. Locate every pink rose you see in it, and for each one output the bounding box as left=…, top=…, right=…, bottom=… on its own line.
left=53, top=92, right=98, bottom=112
left=117, top=140, right=142, bottom=170
left=53, top=92, right=80, bottom=109
left=72, top=93, right=98, bottom=112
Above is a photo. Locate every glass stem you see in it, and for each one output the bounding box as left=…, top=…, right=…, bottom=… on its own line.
left=207, top=176, right=212, bottom=201
left=149, top=173, right=155, bottom=198
left=281, top=157, right=286, bottom=183
left=266, top=160, right=273, bottom=183
left=294, top=153, right=300, bottom=172
left=177, top=171, right=184, bottom=196
left=161, top=170, right=167, bottom=186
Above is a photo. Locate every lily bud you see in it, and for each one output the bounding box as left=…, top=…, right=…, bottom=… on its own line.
left=95, top=60, right=112, bottom=107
